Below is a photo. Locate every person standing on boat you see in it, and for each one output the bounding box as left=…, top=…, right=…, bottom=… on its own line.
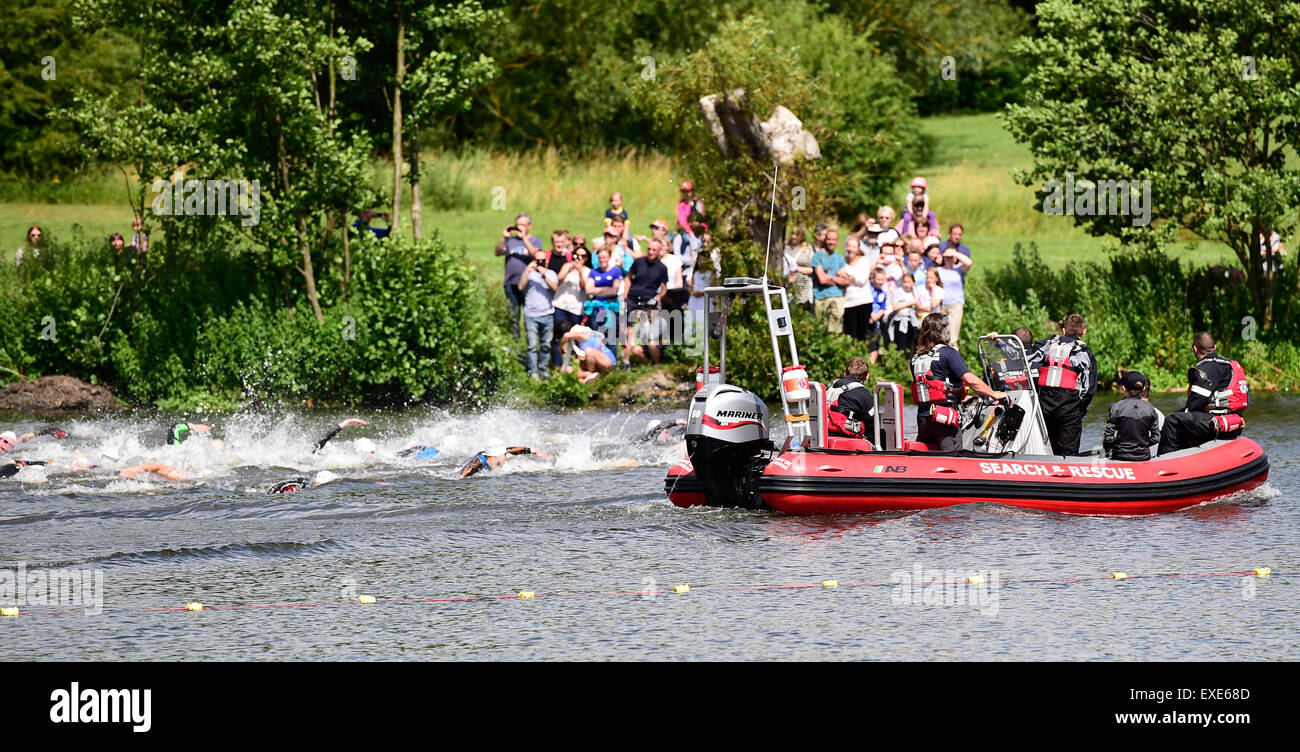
left=910, top=313, right=1006, bottom=451
left=1025, top=314, right=1098, bottom=456
left=1157, top=332, right=1250, bottom=455
left=826, top=357, right=875, bottom=440
left=1103, top=371, right=1161, bottom=461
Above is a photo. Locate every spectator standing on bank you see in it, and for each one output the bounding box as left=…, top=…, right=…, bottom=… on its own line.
left=605, top=192, right=629, bottom=232
left=785, top=226, right=815, bottom=312
left=621, top=238, right=669, bottom=368
left=938, top=224, right=972, bottom=264
left=585, top=246, right=624, bottom=359
left=888, top=271, right=922, bottom=351
left=552, top=245, right=591, bottom=368
left=673, top=221, right=704, bottom=271
left=545, top=230, right=572, bottom=273
left=495, top=213, right=542, bottom=339
left=900, top=196, right=939, bottom=239
left=518, top=247, right=559, bottom=379
left=16, top=224, right=45, bottom=266
left=605, top=217, right=639, bottom=273
left=111, top=216, right=149, bottom=262
left=921, top=267, right=944, bottom=315
left=936, top=244, right=972, bottom=345
left=839, top=240, right=874, bottom=342
left=812, top=228, right=848, bottom=334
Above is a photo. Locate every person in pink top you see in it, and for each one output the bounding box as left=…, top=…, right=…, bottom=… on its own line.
left=677, top=181, right=706, bottom=238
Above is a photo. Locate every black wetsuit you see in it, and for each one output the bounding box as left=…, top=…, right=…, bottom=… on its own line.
left=1, top=460, right=47, bottom=478
left=1103, top=396, right=1161, bottom=461
left=313, top=426, right=345, bottom=453
left=1158, top=356, right=1241, bottom=455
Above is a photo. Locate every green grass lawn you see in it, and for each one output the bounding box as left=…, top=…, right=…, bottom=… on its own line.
left=1, top=112, right=1238, bottom=274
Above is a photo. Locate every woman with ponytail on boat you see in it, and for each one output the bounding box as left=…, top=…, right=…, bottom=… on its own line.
left=910, top=313, right=1005, bottom=451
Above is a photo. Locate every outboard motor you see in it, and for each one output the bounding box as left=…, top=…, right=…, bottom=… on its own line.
left=685, top=384, right=772, bottom=509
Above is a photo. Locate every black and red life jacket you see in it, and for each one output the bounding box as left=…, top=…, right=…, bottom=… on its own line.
left=826, top=379, right=870, bottom=438
left=1197, top=355, right=1249, bottom=415
left=1035, top=336, right=1087, bottom=391
left=911, top=345, right=966, bottom=406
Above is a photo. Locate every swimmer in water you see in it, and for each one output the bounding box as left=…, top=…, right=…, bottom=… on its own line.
left=398, top=444, right=440, bottom=460
left=0, top=426, right=68, bottom=453
left=313, top=418, right=368, bottom=452
left=641, top=418, right=688, bottom=443
left=1, top=460, right=49, bottom=478
left=120, top=462, right=188, bottom=481
left=120, top=418, right=372, bottom=489
left=458, top=446, right=553, bottom=478
left=166, top=422, right=211, bottom=444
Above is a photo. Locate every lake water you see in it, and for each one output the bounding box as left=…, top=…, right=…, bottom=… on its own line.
left=1, top=394, right=1295, bottom=660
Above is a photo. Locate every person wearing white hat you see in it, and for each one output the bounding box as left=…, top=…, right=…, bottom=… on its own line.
left=458, top=445, right=553, bottom=478
left=0, top=426, right=67, bottom=453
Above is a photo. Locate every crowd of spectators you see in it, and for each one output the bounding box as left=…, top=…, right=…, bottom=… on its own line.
left=496, top=183, right=717, bottom=383
left=784, top=177, right=974, bottom=361
left=494, top=174, right=1287, bottom=384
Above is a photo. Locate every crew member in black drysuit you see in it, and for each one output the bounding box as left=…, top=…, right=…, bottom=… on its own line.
left=1158, top=332, right=1249, bottom=455
left=1026, top=313, right=1098, bottom=456
left=1103, top=371, right=1161, bottom=461
left=910, top=313, right=1006, bottom=451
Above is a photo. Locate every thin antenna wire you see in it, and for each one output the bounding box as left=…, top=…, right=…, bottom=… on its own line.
left=761, top=163, right=779, bottom=282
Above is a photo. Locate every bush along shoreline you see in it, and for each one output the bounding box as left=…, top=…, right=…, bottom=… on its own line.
left=1, top=235, right=1295, bottom=413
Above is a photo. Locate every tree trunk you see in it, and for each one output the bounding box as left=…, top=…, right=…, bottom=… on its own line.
left=342, top=214, right=351, bottom=299
left=391, top=8, right=405, bottom=230
left=299, top=215, right=325, bottom=322
left=411, top=129, right=422, bottom=241
left=276, top=109, right=324, bottom=323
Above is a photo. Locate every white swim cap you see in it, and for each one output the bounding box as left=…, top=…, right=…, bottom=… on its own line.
left=314, top=470, right=339, bottom=486
left=355, top=438, right=376, bottom=454
left=484, top=446, right=507, bottom=457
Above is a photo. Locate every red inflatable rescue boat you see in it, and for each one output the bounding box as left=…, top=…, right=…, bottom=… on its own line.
left=665, top=278, right=1269, bottom=516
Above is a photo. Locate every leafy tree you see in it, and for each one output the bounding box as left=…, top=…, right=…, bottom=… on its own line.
left=0, top=0, right=136, bottom=176
left=821, top=0, right=1029, bottom=114
left=635, top=4, right=919, bottom=270
left=393, top=0, right=499, bottom=239
left=1005, top=0, right=1300, bottom=331
left=453, top=0, right=757, bottom=150
left=634, top=12, right=832, bottom=276
left=66, top=0, right=376, bottom=321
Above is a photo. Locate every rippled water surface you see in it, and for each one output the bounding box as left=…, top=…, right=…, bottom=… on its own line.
left=1, top=395, right=1296, bottom=660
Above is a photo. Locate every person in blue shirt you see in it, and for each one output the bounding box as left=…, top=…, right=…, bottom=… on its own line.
left=937, top=223, right=972, bottom=260
left=811, top=228, right=847, bottom=334
left=494, top=213, right=543, bottom=339
left=584, top=246, right=625, bottom=361
left=352, top=209, right=391, bottom=240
